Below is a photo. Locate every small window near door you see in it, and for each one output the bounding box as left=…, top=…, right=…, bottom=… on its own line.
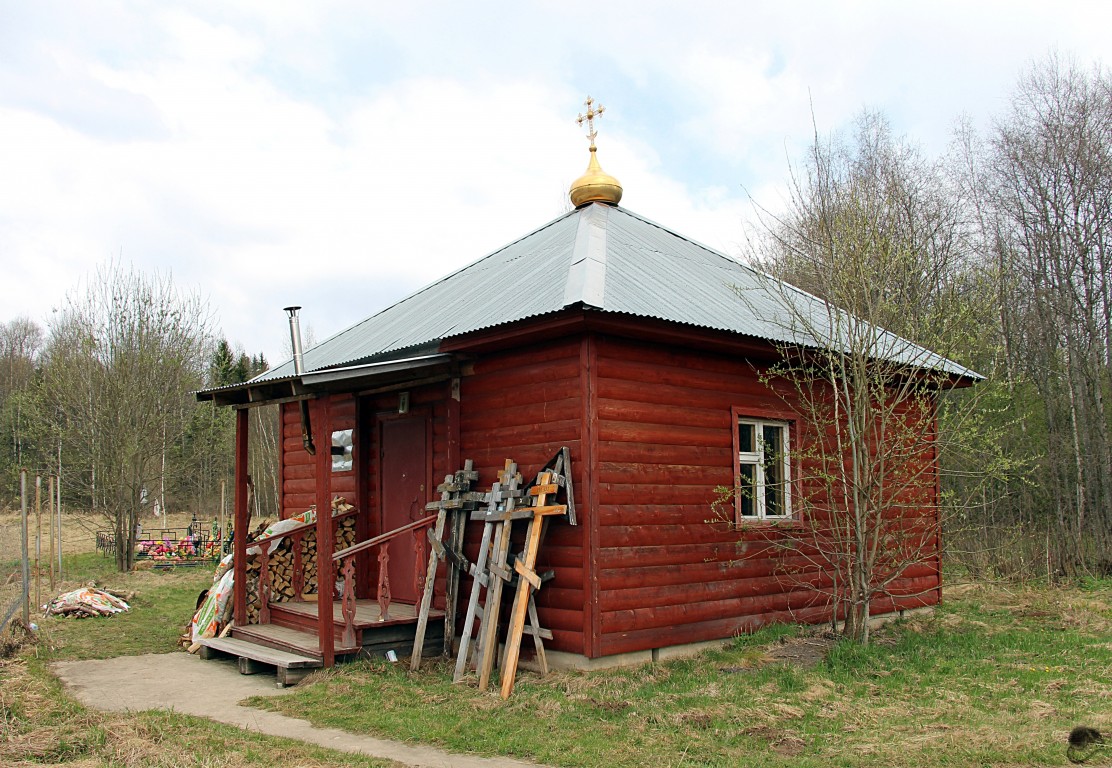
left=736, top=418, right=791, bottom=521
left=331, top=429, right=353, bottom=472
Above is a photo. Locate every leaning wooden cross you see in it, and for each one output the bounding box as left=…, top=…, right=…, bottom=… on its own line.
left=453, top=460, right=528, bottom=685
left=499, top=470, right=568, bottom=698
left=410, top=459, right=479, bottom=670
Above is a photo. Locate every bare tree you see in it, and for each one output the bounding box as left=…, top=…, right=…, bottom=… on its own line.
left=0, top=317, right=44, bottom=500
left=985, top=55, right=1112, bottom=574
left=728, top=111, right=993, bottom=643
left=41, top=262, right=212, bottom=570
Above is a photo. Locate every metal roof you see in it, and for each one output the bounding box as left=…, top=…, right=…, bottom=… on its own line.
left=253, top=202, right=978, bottom=384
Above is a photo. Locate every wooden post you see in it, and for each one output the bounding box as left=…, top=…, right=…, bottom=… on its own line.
left=219, top=479, right=226, bottom=557
left=20, top=471, right=29, bottom=627
left=443, top=382, right=462, bottom=655
left=55, top=469, right=62, bottom=582
left=233, top=408, right=249, bottom=627
left=34, top=475, right=41, bottom=610
left=314, top=397, right=335, bottom=667
left=48, top=476, right=55, bottom=591
left=258, top=540, right=272, bottom=624
left=444, top=508, right=466, bottom=656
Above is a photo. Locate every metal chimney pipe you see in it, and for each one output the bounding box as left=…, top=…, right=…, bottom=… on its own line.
left=284, top=306, right=306, bottom=375
left=283, top=306, right=316, bottom=455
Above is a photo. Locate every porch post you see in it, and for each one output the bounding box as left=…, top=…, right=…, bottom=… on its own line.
left=233, top=407, right=249, bottom=626
left=315, top=397, right=336, bottom=666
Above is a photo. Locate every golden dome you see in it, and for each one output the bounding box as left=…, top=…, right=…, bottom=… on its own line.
left=570, top=147, right=623, bottom=207
left=569, top=96, right=622, bottom=208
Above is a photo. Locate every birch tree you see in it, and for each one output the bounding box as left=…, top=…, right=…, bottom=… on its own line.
left=41, top=263, right=212, bottom=570
left=985, top=55, right=1112, bottom=575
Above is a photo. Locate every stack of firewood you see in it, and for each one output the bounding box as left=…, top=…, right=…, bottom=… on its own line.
left=245, top=558, right=262, bottom=624
left=241, top=509, right=359, bottom=624
left=299, top=516, right=356, bottom=596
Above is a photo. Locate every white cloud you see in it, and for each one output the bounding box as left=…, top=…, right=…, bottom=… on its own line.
left=2, top=0, right=1110, bottom=361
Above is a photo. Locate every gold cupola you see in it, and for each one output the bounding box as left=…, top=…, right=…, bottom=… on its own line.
left=569, top=96, right=623, bottom=207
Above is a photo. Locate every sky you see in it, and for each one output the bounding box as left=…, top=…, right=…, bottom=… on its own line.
left=2, top=1, right=1109, bottom=365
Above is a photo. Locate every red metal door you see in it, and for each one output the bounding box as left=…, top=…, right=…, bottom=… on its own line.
left=379, top=416, right=427, bottom=604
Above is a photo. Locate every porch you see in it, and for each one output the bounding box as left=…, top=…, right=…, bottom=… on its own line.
left=198, top=598, right=444, bottom=685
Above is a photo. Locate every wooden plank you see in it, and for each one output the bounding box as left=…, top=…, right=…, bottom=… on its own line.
left=476, top=463, right=521, bottom=690
left=452, top=520, right=493, bottom=682
left=600, top=589, right=831, bottom=634
left=233, top=409, right=249, bottom=627
left=526, top=595, right=549, bottom=675
left=444, top=506, right=467, bottom=656
left=500, top=472, right=566, bottom=699
left=583, top=333, right=601, bottom=660
left=412, top=459, right=474, bottom=671
left=596, top=420, right=731, bottom=448
left=464, top=419, right=582, bottom=448
left=314, top=397, right=335, bottom=667
left=465, top=335, right=583, bottom=373
left=200, top=636, right=322, bottom=669
left=460, top=396, right=582, bottom=432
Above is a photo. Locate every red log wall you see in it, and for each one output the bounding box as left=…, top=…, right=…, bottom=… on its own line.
left=458, top=335, right=588, bottom=655
left=275, top=322, right=942, bottom=661
left=591, top=334, right=940, bottom=657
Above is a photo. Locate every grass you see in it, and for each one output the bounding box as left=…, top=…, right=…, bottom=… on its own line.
left=43, top=552, right=213, bottom=660
left=1, top=552, right=399, bottom=768
left=5, top=550, right=1112, bottom=767
left=245, top=580, right=1112, bottom=767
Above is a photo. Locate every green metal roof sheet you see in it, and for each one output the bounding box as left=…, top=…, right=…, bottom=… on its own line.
left=253, top=202, right=978, bottom=383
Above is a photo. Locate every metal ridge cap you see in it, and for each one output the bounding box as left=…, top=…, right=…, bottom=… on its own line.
left=562, top=202, right=609, bottom=309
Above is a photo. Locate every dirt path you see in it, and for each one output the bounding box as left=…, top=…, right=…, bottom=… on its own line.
left=53, top=652, right=551, bottom=768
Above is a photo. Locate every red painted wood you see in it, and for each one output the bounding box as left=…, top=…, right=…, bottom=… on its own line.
left=584, top=333, right=601, bottom=658
left=355, top=396, right=373, bottom=601
left=584, top=332, right=942, bottom=656
left=601, top=588, right=830, bottom=634
left=600, top=603, right=833, bottom=657
left=314, top=397, right=335, bottom=667
left=597, top=420, right=732, bottom=448
left=379, top=415, right=428, bottom=604
left=599, top=555, right=825, bottom=590
left=233, top=408, right=249, bottom=627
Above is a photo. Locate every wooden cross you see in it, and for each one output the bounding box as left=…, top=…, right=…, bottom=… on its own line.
left=577, top=96, right=606, bottom=149
left=411, top=460, right=477, bottom=670
left=453, top=460, right=526, bottom=685
left=500, top=471, right=567, bottom=699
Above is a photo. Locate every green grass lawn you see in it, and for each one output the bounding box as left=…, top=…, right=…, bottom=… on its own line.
left=247, top=580, right=1112, bottom=767
left=5, top=554, right=1112, bottom=767
left=1, top=552, right=399, bottom=768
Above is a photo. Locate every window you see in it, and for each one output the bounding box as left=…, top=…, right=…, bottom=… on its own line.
left=331, top=429, right=353, bottom=472
left=736, top=418, right=792, bottom=520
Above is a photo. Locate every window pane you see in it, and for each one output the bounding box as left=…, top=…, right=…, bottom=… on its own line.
left=739, top=463, right=756, bottom=517
left=765, top=469, right=781, bottom=516
left=738, top=423, right=755, bottom=453
left=762, top=424, right=781, bottom=460
left=763, top=425, right=783, bottom=516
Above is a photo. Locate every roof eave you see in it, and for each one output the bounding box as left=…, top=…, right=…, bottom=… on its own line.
left=196, top=353, right=460, bottom=407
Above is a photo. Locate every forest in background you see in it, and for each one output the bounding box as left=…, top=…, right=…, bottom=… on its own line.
left=1, top=54, right=1109, bottom=579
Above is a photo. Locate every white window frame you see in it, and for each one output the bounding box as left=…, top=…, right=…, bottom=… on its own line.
left=736, top=417, right=792, bottom=521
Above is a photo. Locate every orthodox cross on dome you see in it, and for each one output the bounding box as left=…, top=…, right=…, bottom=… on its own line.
left=568, top=94, right=622, bottom=207
left=576, top=96, right=606, bottom=149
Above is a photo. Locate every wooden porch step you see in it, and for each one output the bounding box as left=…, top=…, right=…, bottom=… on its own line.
left=272, top=599, right=443, bottom=629
left=197, top=635, right=322, bottom=687
left=232, top=622, right=360, bottom=659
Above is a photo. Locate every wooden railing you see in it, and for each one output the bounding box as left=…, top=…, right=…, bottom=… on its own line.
left=251, top=507, right=358, bottom=626
left=331, top=513, right=439, bottom=647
